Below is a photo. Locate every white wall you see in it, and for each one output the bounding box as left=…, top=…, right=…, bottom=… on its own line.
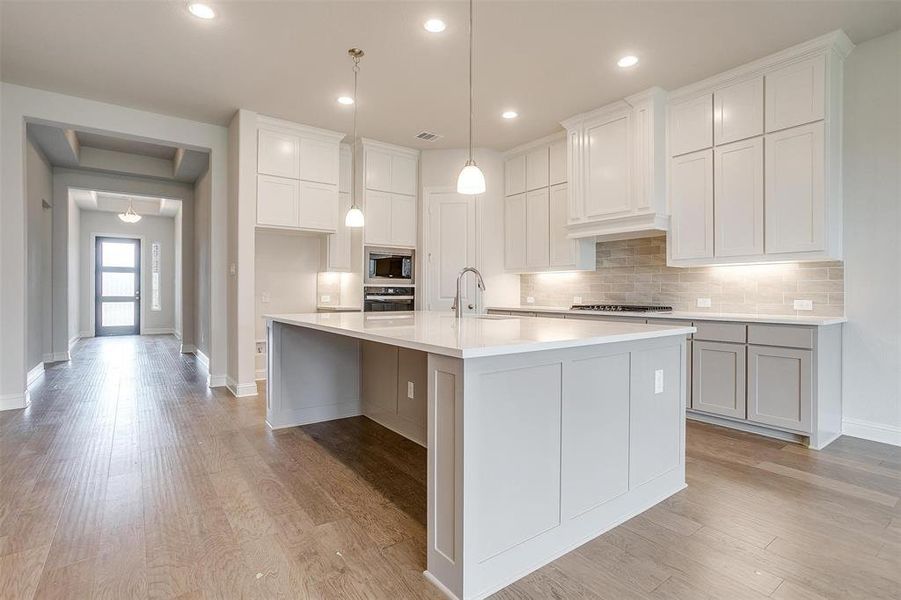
left=174, top=206, right=183, bottom=339
left=193, top=167, right=212, bottom=358
left=25, top=136, right=53, bottom=373
left=419, top=148, right=520, bottom=308
left=1, top=83, right=228, bottom=408
left=841, top=30, right=901, bottom=445
left=78, top=210, right=176, bottom=335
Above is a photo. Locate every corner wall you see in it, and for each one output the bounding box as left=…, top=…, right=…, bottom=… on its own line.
left=25, top=136, right=53, bottom=374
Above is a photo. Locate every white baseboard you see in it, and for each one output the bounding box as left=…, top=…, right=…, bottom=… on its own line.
left=255, top=368, right=267, bottom=381
left=26, top=363, right=44, bottom=387
left=42, top=353, right=55, bottom=363
left=50, top=351, right=70, bottom=362
left=0, top=391, right=29, bottom=411
left=227, top=377, right=258, bottom=398
left=208, top=374, right=227, bottom=387
left=142, top=327, right=175, bottom=335
left=194, top=349, right=210, bottom=369
left=842, top=418, right=901, bottom=447
left=180, top=343, right=196, bottom=354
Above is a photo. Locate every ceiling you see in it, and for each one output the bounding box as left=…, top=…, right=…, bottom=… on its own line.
left=71, top=189, right=182, bottom=218
left=2, top=1, right=899, bottom=150
left=77, top=130, right=178, bottom=160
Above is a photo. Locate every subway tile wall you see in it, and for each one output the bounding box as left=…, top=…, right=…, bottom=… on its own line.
left=520, top=236, right=844, bottom=317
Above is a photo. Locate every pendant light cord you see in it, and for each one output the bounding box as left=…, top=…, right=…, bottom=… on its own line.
left=468, top=0, right=474, bottom=162
left=351, top=53, right=360, bottom=210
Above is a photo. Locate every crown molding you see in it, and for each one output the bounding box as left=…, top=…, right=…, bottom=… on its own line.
left=504, top=130, right=565, bottom=157
left=256, top=114, right=345, bottom=142
left=360, top=137, right=420, bottom=157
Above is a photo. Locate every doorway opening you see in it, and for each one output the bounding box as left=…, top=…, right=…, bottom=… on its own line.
left=95, top=236, right=141, bottom=336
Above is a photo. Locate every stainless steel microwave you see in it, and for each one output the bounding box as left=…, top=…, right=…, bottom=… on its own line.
left=365, top=247, right=414, bottom=285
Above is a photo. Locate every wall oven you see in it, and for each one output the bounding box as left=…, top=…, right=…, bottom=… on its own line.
left=363, top=287, right=415, bottom=312
left=365, top=247, right=414, bottom=285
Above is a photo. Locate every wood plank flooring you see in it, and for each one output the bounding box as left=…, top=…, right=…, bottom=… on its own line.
left=1, top=334, right=898, bottom=599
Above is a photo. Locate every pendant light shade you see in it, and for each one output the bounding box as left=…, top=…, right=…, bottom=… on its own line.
left=457, top=160, right=486, bottom=195
left=345, top=48, right=365, bottom=228
left=457, top=0, right=485, bottom=196
left=118, top=202, right=142, bottom=223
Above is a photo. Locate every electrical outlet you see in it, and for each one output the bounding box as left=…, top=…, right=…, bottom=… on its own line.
left=654, top=369, right=664, bottom=394
left=255, top=342, right=266, bottom=355
left=261, top=292, right=271, bottom=304
left=696, top=297, right=712, bottom=308
left=793, top=299, right=814, bottom=311
left=573, top=296, right=582, bottom=304
left=407, top=381, right=414, bottom=399
left=320, top=295, right=331, bottom=303
left=526, top=296, right=535, bottom=304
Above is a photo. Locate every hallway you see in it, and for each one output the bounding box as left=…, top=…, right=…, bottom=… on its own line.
left=1, top=336, right=898, bottom=599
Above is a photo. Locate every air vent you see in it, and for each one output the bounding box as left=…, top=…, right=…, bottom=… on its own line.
left=415, top=130, right=442, bottom=142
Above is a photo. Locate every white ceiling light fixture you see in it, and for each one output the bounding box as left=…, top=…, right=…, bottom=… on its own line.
left=345, top=48, right=365, bottom=228
left=337, top=96, right=354, bottom=105
left=187, top=2, right=216, bottom=19
left=456, top=0, right=485, bottom=196
left=502, top=110, right=518, bottom=120
left=118, top=200, right=142, bottom=224
left=617, top=55, right=639, bottom=68
left=424, top=18, right=446, bottom=33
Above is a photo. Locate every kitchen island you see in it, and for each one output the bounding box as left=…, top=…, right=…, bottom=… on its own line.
left=265, top=311, right=695, bottom=600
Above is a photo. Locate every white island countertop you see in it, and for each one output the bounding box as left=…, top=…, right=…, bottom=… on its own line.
left=265, top=311, right=695, bottom=359
left=488, top=305, right=847, bottom=326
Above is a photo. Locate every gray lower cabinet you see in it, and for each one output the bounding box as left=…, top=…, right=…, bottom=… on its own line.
left=691, top=341, right=746, bottom=419
left=747, top=345, right=812, bottom=433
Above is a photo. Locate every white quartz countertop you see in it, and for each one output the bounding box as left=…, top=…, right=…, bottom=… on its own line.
left=265, top=311, right=695, bottom=359
left=488, top=305, right=846, bottom=326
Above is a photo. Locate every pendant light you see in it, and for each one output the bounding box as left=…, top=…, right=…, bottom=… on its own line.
left=118, top=199, right=142, bottom=223
left=345, top=48, right=365, bottom=228
left=456, top=0, right=485, bottom=195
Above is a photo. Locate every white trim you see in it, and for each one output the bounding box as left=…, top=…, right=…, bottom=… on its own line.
left=26, top=363, right=44, bottom=387
left=77, top=331, right=92, bottom=339
left=42, top=353, right=55, bottom=363
left=208, top=374, right=227, bottom=388
left=504, top=130, right=566, bottom=157
left=180, top=343, right=195, bottom=354
left=226, top=377, right=258, bottom=398
left=0, top=392, right=29, bottom=411
left=194, top=348, right=210, bottom=369
left=360, top=137, right=421, bottom=157
left=842, top=418, right=901, bottom=447
left=142, top=327, right=175, bottom=335
left=257, top=114, right=345, bottom=142
left=50, top=351, right=70, bottom=362
left=255, top=368, right=267, bottom=381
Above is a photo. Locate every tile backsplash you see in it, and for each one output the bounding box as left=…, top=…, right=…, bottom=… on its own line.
left=520, top=236, right=844, bottom=317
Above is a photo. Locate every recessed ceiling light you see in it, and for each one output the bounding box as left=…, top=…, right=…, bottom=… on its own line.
left=502, top=110, right=518, bottom=120
left=187, top=2, right=215, bottom=19
left=617, top=55, right=639, bottom=68
left=424, top=18, right=446, bottom=33
left=337, top=96, right=354, bottom=105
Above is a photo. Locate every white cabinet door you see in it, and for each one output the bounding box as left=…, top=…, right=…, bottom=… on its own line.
left=326, top=192, right=353, bottom=271
left=427, top=191, right=477, bottom=311
left=299, top=137, right=339, bottom=185
left=365, top=148, right=392, bottom=192
left=505, top=155, right=526, bottom=196
left=391, top=154, right=418, bottom=196
left=669, top=149, right=713, bottom=260
left=525, top=188, right=550, bottom=269
left=566, top=128, right=582, bottom=222
left=715, top=137, right=763, bottom=257
left=549, top=139, right=567, bottom=186
left=504, top=193, right=526, bottom=270
left=364, top=189, right=392, bottom=246
left=549, top=184, right=574, bottom=267
left=583, top=111, right=631, bottom=218
left=298, top=181, right=337, bottom=232
left=256, top=175, right=299, bottom=228
left=258, top=129, right=300, bottom=179
left=339, top=144, right=352, bottom=193
left=714, top=77, right=764, bottom=145
left=765, top=56, right=825, bottom=132
left=526, top=146, right=549, bottom=191
left=765, top=123, right=825, bottom=254
left=669, top=94, right=713, bottom=156
left=391, top=194, right=417, bottom=248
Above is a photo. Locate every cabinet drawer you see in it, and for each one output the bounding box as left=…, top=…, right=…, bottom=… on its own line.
left=694, top=321, right=746, bottom=343
left=747, top=324, right=814, bottom=349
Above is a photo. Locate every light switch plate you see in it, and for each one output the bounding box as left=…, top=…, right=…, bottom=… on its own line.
left=320, top=295, right=331, bottom=303
left=793, top=299, right=814, bottom=311
left=229, top=263, right=237, bottom=276
left=573, top=296, right=582, bottom=304
left=261, top=292, right=271, bottom=304
left=526, top=296, right=535, bottom=304
left=654, top=369, right=664, bottom=394
left=696, top=297, right=712, bottom=308
left=407, top=381, right=414, bottom=399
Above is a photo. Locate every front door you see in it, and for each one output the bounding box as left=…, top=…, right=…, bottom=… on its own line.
left=95, top=236, right=141, bottom=336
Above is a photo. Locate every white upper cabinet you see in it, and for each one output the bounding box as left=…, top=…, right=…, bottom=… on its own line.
left=258, top=129, right=300, bottom=179
left=583, top=109, right=632, bottom=218
left=504, top=193, right=527, bottom=271
left=549, top=139, right=567, bottom=186
left=505, top=154, right=526, bottom=196
left=548, top=184, right=575, bottom=267
left=765, top=123, right=825, bottom=254
left=668, top=150, right=713, bottom=261
left=525, top=188, right=550, bottom=268
left=298, top=181, right=338, bottom=232
left=257, top=175, right=299, bottom=229
left=339, top=144, right=352, bottom=193
left=765, top=56, right=825, bottom=132
left=669, top=94, right=713, bottom=156
left=667, top=31, right=850, bottom=266
left=526, top=147, right=549, bottom=191
left=715, top=137, right=764, bottom=257
left=299, top=137, right=339, bottom=185
left=361, top=140, right=419, bottom=248
left=714, top=76, right=764, bottom=145
left=323, top=191, right=353, bottom=272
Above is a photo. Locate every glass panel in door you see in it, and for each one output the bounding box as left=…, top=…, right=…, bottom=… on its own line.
left=96, top=237, right=140, bottom=336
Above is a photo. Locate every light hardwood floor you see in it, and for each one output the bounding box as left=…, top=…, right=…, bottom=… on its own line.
left=1, top=335, right=898, bottom=599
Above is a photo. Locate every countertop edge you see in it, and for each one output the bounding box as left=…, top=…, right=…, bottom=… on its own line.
left=486, top=306, right=847, bottom=326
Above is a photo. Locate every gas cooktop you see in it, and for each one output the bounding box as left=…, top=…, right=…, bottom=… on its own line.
left=570, top=304, right=673, bottom=313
